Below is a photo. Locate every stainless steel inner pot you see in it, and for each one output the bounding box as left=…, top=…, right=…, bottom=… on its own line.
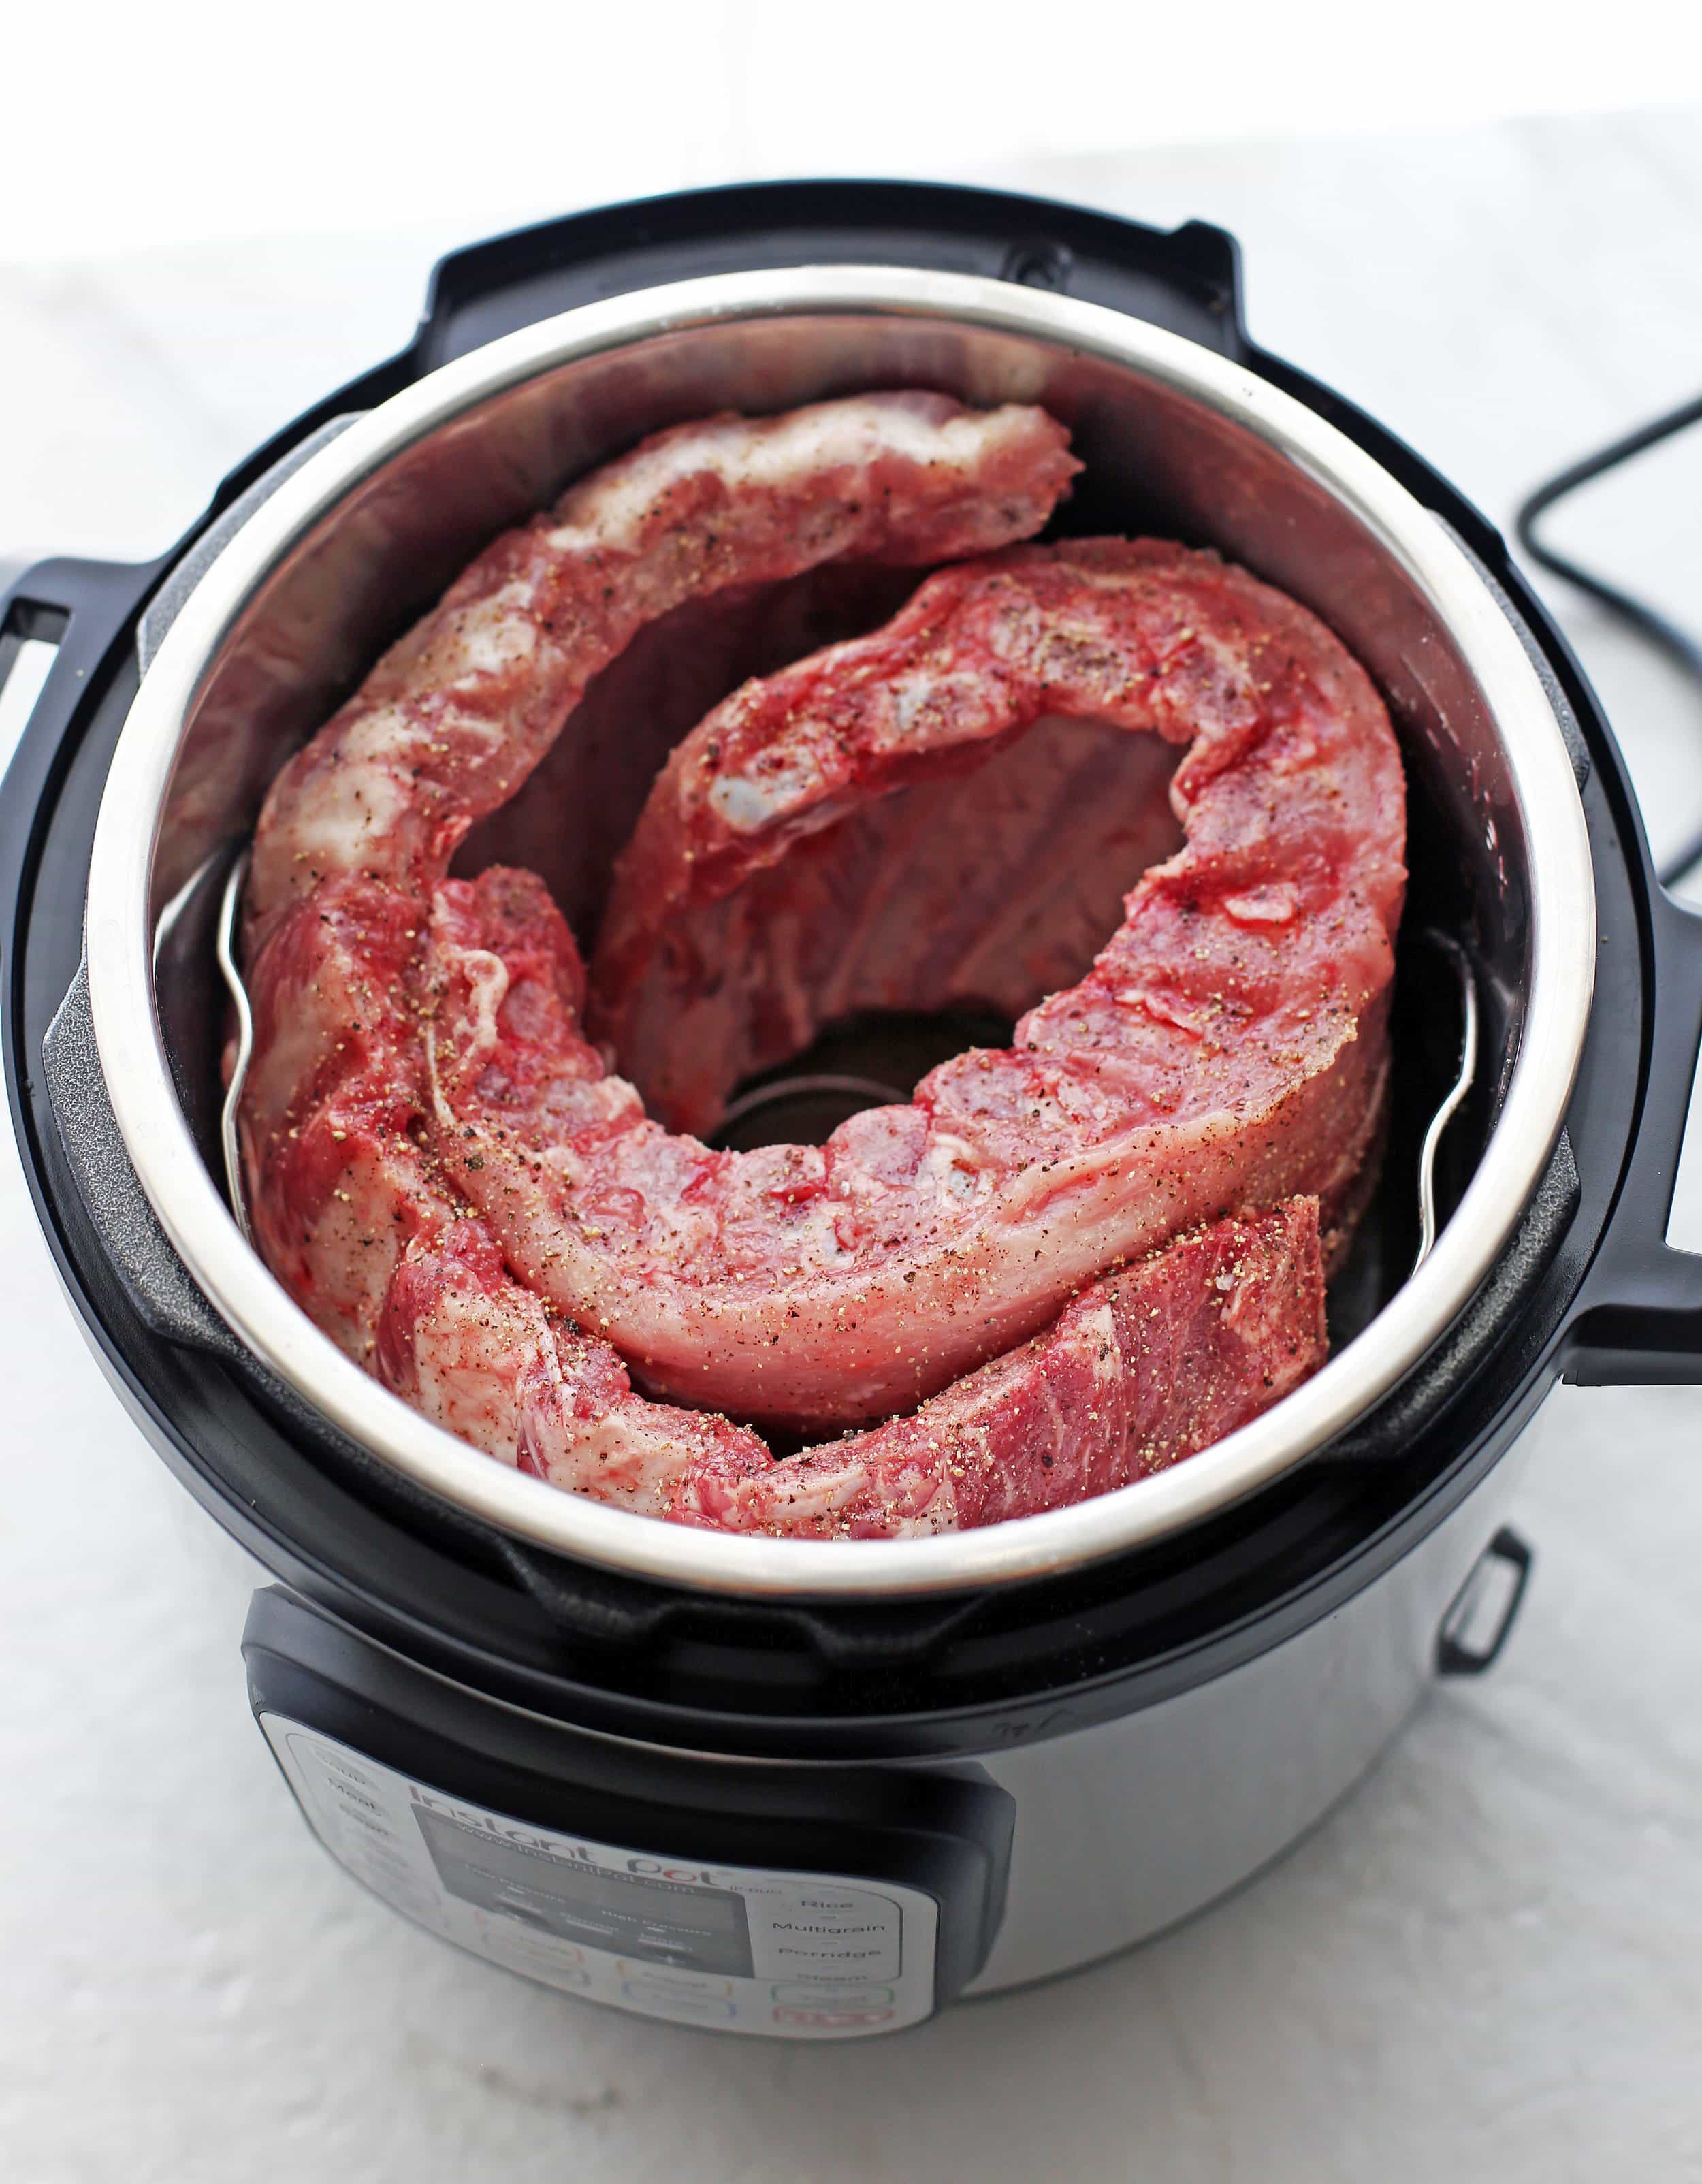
left=84, top=266, right=1596, bottom=1598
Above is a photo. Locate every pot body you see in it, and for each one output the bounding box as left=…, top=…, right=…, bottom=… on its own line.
left=962, top=1432, right=1535, bottom=1991
left=240, top=1424, right=1536, bottom=2034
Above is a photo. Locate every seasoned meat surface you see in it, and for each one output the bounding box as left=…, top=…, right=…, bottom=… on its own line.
left=447, top=541, right=1402, bottom=1426
left=240, top=394, right=1393, bottom=1537
left=669, top=1195, right=1327, bottom=1539
left=247, top=394, right=1080, bottom=946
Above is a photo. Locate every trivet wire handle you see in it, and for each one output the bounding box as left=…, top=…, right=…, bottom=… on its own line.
left=1413, top=929, right=1479, bottom=1276
left=215, top=845, right=255, bottom=1249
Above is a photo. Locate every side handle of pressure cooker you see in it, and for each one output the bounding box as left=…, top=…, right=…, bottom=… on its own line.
left=25, top=423, right=371, bottom=1365
left=3, top=558, right=240, bottom=1358
left=5, top=584, right=229, bottom=1365
left=1566, top=884, right=1702, bottom=1383
left=2, top=555, right=160, bottom=788
left=42, top=959, right=251, bottom=1361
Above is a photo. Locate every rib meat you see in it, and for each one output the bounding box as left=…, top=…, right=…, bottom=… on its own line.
left=240, top=393, right=1390, bottom=1539
left=583, top=714, right=1185, bottom=1135
left=432, top=539, right=1401, bottom=1426
left=669, top=1196, right=1326, bottom=1539
left=243, top=858, right=1325, bottom=1532
left=244, top=393, right=1078, bottom=1353
left=246, top=394, right=1080, bottom=948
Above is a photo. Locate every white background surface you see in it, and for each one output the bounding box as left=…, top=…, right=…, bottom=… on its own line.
left=5, top=96, right=1702, bottom=2184
left=4, top=1, right=1701, bottom=266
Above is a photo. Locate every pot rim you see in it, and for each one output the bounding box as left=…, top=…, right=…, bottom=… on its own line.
left=84, top=264, right=1596, bottom=1600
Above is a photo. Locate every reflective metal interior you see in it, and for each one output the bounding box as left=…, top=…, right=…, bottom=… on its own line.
left=87, top=268, right=1596, bottom=1596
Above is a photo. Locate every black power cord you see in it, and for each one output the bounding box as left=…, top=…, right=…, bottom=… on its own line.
left=1515, top=389, right=1702, bottom=889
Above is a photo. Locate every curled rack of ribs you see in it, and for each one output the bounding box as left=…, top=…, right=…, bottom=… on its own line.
left=238, top=390, right=1406, bottom=1539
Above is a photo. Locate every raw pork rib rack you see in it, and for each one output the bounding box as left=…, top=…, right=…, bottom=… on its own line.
left=239, top=391, right=1405, bottom=1539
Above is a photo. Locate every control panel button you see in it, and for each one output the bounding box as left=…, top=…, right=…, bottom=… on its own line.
left=621, top=1982, right=738, bottom=2023
left=748, top=1889, right=903, bottom=1980
left=615, top=1963, right=731, bottom=1993
left=772, top=2006, right=896, bottom=2031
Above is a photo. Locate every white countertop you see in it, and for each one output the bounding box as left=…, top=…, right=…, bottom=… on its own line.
left=4, top=109, right=1702, bottom=2183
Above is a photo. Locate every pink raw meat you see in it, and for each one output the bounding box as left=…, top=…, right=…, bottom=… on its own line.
left=246, top=394, right=1080, bottom=948
left=429, top=540, right=1401, bottom=1426
left=670, top=1197, right=1326, bottom=1539
left=238, top=394, right=1378, bottom=1537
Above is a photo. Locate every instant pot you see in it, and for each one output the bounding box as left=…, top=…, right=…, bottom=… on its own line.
left=5, top=182, right=1700, bottom=2040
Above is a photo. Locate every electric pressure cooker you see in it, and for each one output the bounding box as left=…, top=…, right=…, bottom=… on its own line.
left=5, top=182, right=1699, bottom=2040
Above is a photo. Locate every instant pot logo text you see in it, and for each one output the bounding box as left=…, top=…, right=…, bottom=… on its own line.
left=408, top=1787, right=722, bottom=1885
